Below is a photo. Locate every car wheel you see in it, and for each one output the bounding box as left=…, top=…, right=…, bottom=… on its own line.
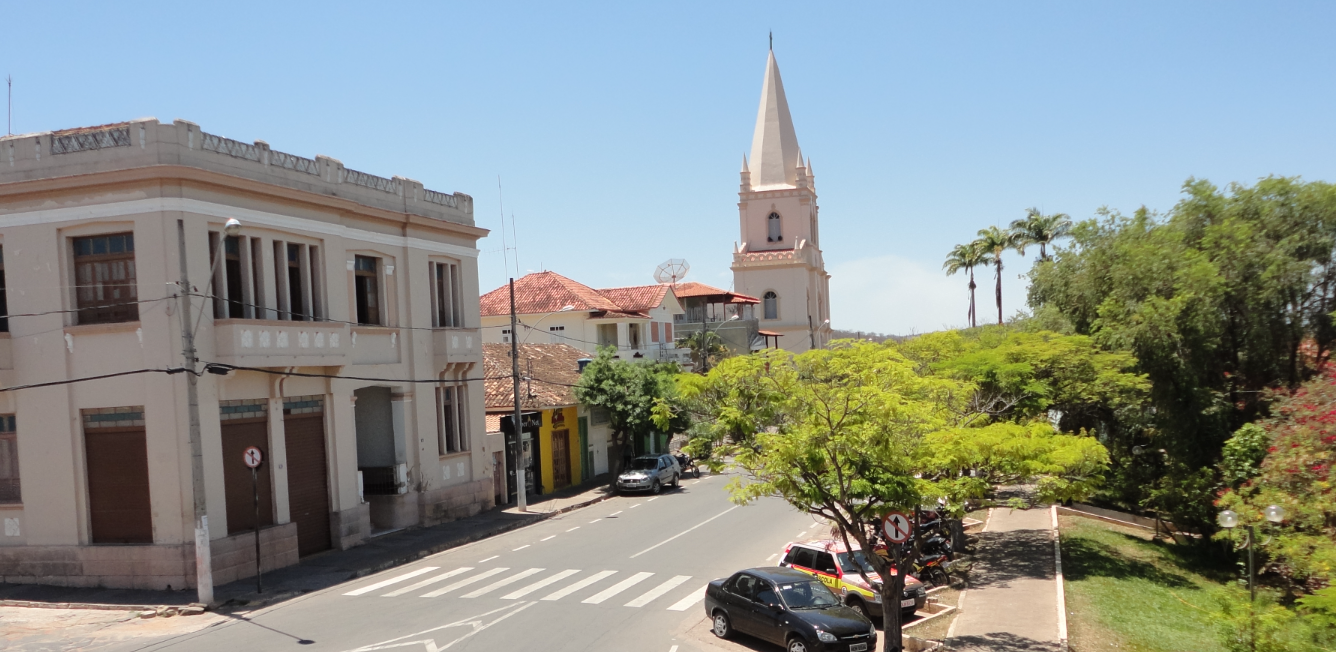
left=711, top=611, right=732, bottom=639
left=850, top=597, right=878, bottom=624
left=670, top=473, right=679, bottom=488
left=786, top=635, right=810, bottom=652
left=651, top=479, right=662, bottom=495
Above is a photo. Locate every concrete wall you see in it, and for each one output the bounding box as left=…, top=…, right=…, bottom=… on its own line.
left=0, top=119, right=492, bottom=589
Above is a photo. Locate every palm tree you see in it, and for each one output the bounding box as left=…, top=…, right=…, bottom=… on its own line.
left=975, top=225, right=1023, bottom=325
left=943, top=242, right=994, bottom=328
left=1009, top=207, right=1072, bottom=262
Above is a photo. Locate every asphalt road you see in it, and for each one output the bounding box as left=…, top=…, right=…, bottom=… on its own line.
left=124, top=472, right=820, bottom=652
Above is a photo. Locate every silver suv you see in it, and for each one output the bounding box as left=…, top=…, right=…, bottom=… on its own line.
left=616, top=454, right=681, bottom=494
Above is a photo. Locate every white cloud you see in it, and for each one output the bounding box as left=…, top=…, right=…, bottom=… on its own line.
left=829, top=255, right=1032, bottom=336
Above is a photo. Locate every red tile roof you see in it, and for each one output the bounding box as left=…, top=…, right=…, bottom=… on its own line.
left=672, top=282, right=760, bottom=304
left=482, top=343, right=587, bottom=410
left=480, top=271, right=621, bottom=317
left=597, top=285, right=670, bottom=312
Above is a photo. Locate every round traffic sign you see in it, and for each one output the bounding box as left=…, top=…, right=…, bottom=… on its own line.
left=243, top=446, right=263, bottom=469
left=882, top=512, right=913, bottom=543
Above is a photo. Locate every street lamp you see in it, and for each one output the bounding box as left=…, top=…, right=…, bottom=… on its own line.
left=1219, top=504, right=1286, bottom=651
left=520, top=305, right=575, bottom=344
left=699, top=314, right=739, bottom=373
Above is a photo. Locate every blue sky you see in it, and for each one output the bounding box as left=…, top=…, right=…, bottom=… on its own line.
left=5, top=1, right=1335, bottom=334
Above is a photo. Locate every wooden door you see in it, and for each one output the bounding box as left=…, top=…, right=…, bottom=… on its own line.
left=85, top=428, right=153, bottom=543
left=221, top=419, right=274, bottom=535
left=284, top=414, right=332, bottom=556
left=492, top=452, right=505, bottom=505
left=551, top=429, right=571, bottom=489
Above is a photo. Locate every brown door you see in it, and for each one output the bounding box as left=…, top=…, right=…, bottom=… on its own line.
left=221, top=419, right=274, bottom=534
left=551, top=429, right=570, bottom=489
left=492, top=452, right=505, bottom=505
left=284, top=414, right=332, bottom=556
left=85, top=428, right=153, bottom=543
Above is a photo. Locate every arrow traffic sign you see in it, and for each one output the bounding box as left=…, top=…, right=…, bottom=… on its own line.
left=243, top=446, right=263, bottom=469
left=882, top=512, right=913, bottom=543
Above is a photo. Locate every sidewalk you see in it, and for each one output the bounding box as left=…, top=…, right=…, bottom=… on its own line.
left=947, top=494, right=1063, bottom=651
left=0, top=477, right=614, bottom=612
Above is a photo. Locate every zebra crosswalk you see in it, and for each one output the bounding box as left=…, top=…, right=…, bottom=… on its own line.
left=343, top=565, right=707, bottom=612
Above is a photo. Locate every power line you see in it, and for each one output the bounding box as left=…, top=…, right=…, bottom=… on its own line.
left=0, top=367, right=188, bottom=393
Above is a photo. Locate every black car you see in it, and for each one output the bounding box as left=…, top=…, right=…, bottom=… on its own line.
left=704, top=567, right=878, bottom=652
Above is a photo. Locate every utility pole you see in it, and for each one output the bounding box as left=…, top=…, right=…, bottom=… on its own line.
left=509, top=279, right=527, bottom=512
left=176, top=219, right=213, bottom=606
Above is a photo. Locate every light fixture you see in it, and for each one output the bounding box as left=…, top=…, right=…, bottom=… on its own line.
left=1218, top=509, right=1239, bottom=529
left=559, top=305, right=574, bottom=312
left=223, top=218, right=242, bottom=237
left=1132, top=445, right=1144, bottom=456
left=1265, top=505, right=1286, bottom=524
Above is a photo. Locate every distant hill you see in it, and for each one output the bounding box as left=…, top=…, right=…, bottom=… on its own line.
left=829, top=328, right=905, bottom=344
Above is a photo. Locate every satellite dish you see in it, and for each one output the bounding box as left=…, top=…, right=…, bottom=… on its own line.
left=654, top=259, right=690, bottom=285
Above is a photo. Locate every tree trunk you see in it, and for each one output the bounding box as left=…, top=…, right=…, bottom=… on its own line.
left=607, top=432, right=628, bottom=487
left=1039, top=241, right=1048, bottom=261
left=879, top=546, right=907, bottom=652
left=968, top=270, right=977, bottom=329
left=995, top=258, right=1004, bottom=325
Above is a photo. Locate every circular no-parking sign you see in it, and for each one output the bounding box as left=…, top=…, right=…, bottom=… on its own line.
left=882, top=512, right=913, bottom=543
left=243, top=446, right=263, bottom=469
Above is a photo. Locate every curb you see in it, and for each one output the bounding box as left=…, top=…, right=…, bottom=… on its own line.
left=0, top=599, right=167, bottom=612
left=1051, top=505, right=1069, bottom=651
left=220, top=490, right=615, bottom=611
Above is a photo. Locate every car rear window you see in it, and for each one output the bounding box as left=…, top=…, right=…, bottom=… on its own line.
left=787, top=546, right=817, bottom=569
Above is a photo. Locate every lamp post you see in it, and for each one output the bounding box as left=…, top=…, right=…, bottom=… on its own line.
left=177, top=217, right=241, bottom=606
left=519, top=305, right=575, bottom=345
left=699, top=314, right=739, bottom=373
left=1218, top=504, right=1286, bottom=651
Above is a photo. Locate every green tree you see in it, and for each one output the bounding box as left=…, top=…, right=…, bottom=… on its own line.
left=943, top=241, right=994, bottom=328
left=1010, top=207, right=1072, bottom=262
left=975, top=225, right=1024, bottom=325
left=574, top=348, right=686, bottom=479
left=720, top=340, right=1109, bottom=651
left=1028, top=177, right=1336, bottom=534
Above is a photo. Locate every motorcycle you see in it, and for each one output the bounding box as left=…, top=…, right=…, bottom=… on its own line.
left=674, top=452, right=699, bottom=478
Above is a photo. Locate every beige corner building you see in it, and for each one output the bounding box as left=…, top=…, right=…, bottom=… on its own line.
left=0, top=119, right=492, bottom=590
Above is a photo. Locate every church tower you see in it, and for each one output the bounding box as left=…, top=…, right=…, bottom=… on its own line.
left=731, top=48, right=831, bottom=352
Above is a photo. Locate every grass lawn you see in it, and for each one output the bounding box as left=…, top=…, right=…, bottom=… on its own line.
left=1060, top=515, right=1237, bottom=652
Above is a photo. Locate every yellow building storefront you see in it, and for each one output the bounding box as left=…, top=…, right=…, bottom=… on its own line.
left=537, top=406, right=582, bottom=494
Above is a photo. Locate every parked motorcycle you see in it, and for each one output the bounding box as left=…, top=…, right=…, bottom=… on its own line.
left=674, top=452, right=699, bottom=478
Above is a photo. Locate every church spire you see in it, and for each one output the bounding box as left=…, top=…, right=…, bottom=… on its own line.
left=748, top=49, right=802, bottom=190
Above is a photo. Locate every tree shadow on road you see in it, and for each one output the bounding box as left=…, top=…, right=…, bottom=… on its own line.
left=947, top=631, right=1065, bottom=651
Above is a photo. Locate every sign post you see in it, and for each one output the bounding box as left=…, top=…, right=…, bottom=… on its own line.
left=881, top=511, right=914, bottom=652
left=882, top=511, right=913, bottom=544
left=243, top=446, right=264, bottom=594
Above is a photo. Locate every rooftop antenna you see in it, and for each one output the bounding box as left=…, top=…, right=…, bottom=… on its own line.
left=654, top=259, right=690, bottom=286
left=497, top=176, right=510, bottom=277
left=510, top=212, right=520, bottom=277
left=6, top=75, right=11, bottom=136
left=769, top=31, right=772, bottom=51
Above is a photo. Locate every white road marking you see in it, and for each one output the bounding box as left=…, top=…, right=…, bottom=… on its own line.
left=798, top=531, right=807, bottom=537
left=631, top=504, right=641, bottom=509
left=666, top=585, right=708, bottom=611
left=421, top=567, right=511, bottom=598
left=609, top=511, right=623, bottom=516
left=766, top=553, right=778, bottom=562
left=500, top=569, right=581, bottom=599
left=669, top=646, right=679, bottom=652
left=478, top=556, right=499, bottom=563
left=513, top=545, right=530, bottom=551
left=541, top=570, right=617, bottom=601
left=460, top=568, right=546, bottom=598
left=345, top=601, right=535, bottom=652
left=630, top=506, right=739, bottom=559
left=648, top=497, right=659, bottom=502
left=589, top=519, right=602, bottom=524
left=343, top=567, right=439, bottom=595
left=382, top=569, right=475, bottom=598
left=582, top=572, right=654, bottom=604
left=566, top=527, right=580, bottom=532
left=625, top=575, right=692, bottom=608
left=541, top=535, right=556, bottom=541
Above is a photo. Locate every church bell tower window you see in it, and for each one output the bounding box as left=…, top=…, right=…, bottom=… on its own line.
left=763, top=291, right=779, bottom=320
left=767, top=213, right=782, bottom=242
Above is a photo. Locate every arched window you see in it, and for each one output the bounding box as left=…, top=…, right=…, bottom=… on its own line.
left=767, top=212, right=782, bottom=242
left=763, top=291, right=779, bottom=320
